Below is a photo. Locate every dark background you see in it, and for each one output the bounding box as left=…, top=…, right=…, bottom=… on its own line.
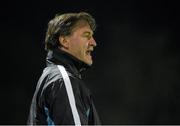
left=0, top=0, right=180, bottom=124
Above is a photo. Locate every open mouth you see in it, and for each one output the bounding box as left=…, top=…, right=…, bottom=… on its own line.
left=86, top=50, right=91, bottom=55
left=86, top=50, right=93, bottom=58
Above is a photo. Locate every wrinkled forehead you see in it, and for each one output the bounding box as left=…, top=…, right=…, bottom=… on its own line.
left=71, top=20, right=93, bottom=34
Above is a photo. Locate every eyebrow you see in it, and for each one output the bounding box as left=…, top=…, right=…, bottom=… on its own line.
left=83, top=31, right=93, bottom=36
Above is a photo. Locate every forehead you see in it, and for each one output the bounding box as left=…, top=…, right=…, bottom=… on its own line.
left=71, top=20, right=93, bottom=34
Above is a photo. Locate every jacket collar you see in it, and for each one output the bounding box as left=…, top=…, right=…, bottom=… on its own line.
left=46, top=48, right=90, bottom=79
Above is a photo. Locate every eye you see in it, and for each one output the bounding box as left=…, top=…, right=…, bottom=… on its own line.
left=86, top=35, right=92, bottom=40
left=83, top=31, right=93, bottom=40
left=83, top=34, right=92, bottom=40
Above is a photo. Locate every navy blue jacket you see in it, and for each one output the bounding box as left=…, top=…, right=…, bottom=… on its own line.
left=27, top=49, right=101, bottom=125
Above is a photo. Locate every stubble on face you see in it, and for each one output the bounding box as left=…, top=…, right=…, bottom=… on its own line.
left=65, top=21, right=95, bottom=66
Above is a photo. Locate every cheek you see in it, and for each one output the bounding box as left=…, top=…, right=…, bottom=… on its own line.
left=69, top=40, right=82, bottom=54
left=68, top=37, right=88, bottom=55
left=68, top=38, right=78, bottom=49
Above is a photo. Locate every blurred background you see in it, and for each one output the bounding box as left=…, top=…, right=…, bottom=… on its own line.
left=0, top=0, right=180, bottom=124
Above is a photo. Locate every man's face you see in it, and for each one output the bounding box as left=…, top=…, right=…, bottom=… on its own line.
left=61, top=21, right=97, bottom=66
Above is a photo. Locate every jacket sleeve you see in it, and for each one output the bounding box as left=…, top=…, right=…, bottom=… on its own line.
left=43, top=79, right=75, bottom=125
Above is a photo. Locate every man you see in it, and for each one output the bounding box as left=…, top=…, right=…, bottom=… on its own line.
left=27, top=12, right=101, bottom=125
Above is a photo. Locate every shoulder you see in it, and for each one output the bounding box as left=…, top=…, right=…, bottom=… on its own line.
left=39, top=65, right=63, bottom=90
left=43, top=65, right=76, bottom=81
left=36, top=65, right=64, bottom=106
left=38, top=65, right=82, bottom=96
left=39, top=65, right=78, bottom=94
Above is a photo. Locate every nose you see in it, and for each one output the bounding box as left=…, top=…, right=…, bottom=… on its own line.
left=90, top=37, right=97, bottom=47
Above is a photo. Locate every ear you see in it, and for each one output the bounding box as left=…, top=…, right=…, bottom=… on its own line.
left=59, top=36, right=69, bottom=48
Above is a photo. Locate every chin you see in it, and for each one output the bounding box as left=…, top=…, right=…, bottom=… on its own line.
left=87, top=63, right=93, bottom=66
left=80, top=56, right=93, bottom=66
left=87, top=61, right=93, bottom=66
left=84, top=60, right=93, bottom=66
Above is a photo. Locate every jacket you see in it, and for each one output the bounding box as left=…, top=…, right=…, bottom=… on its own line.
left=27, top=48, right=101, bottom=125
